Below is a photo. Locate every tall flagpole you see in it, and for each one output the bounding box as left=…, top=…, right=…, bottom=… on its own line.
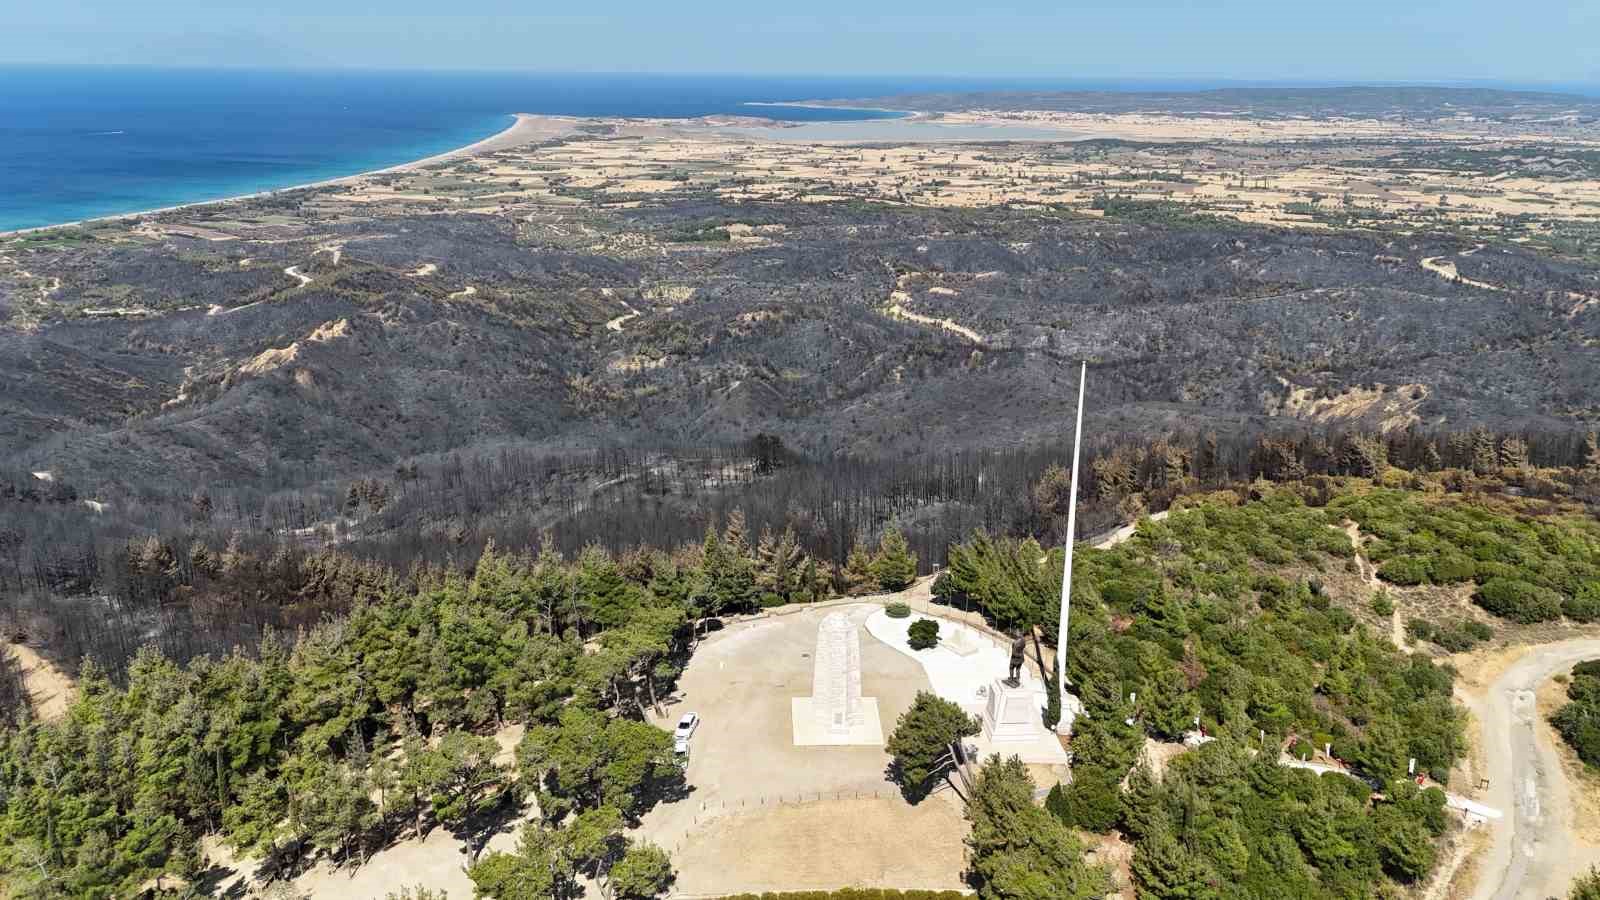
left=1056, top=361, right=1086, bottom=734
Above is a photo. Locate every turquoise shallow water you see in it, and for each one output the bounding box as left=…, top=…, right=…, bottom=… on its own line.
left=0, top=68, right=918, bottom=232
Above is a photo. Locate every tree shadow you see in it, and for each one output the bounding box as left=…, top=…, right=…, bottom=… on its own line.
left=191, top=863, right=248, bottom=899
left=885, top=759, right=936, bottom=805
left=445, top=790, right=535, bottom=865
left=633, top=766, right=695, bottom=820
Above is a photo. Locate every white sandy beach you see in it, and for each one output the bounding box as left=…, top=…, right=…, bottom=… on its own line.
left=0, top=112, right=572, bottom=239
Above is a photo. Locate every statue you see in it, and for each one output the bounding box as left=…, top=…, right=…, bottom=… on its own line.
left=1006, top=634, right=1026, bottom=686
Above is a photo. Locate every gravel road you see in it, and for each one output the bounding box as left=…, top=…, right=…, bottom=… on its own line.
left=1466, top=638, right=1600, bottom=900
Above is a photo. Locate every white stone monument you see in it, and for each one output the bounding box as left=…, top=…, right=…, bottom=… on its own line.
left=942, top=623, right=983, bottom=657
left=981, top=677, right=1043, bottom=743
left=792, top=612, right=883, bottom=746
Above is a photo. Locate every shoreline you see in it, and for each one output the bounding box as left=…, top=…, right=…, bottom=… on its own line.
left=740, top=101, right=915, bottom=117
left=0, top=112, right=568, bottom=239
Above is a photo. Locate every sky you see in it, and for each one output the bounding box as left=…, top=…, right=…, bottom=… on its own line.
left=6, top=0, right=1598, bottom=85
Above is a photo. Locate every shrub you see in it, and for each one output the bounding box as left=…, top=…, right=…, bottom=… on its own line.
left=1571, top=867, right=1600, bottom=900
left=1047, top=769, right=1123, bottom=833
left=1410, top=618, right=1492, bottom=652
left=1406, top=618, right=1436, bottom=642
left=1432, top=554, right=1477, bottom=583
left=1474, top=577, right=1564, bottom=623
left=759, top=592, right=786, bottom=609
left=1371, top=590, right=1395, bottom=617
left=1553, top=695, right=1600, bottom=768
left=885, top=601, right=911, bottom=619
left=1378, top=556, right=1431, bottom=586
left=1432, top=626, right=1477, bottom=653
left=907, top=618, right=940, bottom=650
left=1565, top=591, right=1600, bottom=624
left=1252, top=574, right=1291, bottom=608
left=1326, top=608, right=1356, bottom=633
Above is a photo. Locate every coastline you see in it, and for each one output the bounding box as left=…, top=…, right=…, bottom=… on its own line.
left=0, top=113, right=567, bottom=239
left=741, top=101, right=915, bottom=117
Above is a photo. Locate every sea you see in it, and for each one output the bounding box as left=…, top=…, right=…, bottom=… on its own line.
left=3, top=67, right=1597, bottom=233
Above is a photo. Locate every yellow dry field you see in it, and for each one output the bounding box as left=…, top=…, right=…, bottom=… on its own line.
left=286, top=113, right=1600, bottom=252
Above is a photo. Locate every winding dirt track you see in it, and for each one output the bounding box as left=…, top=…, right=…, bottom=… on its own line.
left=1420, top=245, right=1502, bottom=292
left=1465, top=639, right=1600, bottom=900
left=605, top=299, right=640, bottom=332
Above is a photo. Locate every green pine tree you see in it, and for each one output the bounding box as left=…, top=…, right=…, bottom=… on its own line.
left=870, top=527, right=919, bottom=591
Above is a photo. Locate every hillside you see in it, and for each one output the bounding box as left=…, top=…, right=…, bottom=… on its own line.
left=5, top=192, right=1598, bottom=498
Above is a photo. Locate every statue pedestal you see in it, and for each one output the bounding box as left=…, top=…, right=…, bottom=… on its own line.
left=982, top=678, right=1045, bottom=744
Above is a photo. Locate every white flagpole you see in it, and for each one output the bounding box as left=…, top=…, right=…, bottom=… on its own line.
left=1056, top=361, right=1086, bottom=734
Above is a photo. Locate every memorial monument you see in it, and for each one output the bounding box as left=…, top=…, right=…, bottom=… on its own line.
left=792, top=612, right=883, bottom=746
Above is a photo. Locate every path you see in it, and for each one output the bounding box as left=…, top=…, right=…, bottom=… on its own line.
left=1338, top=520, right=1404, bottom=650
left=1089, top=509, right=1171, bottom=550
left=605, top=299, right=640, bottom=332
left=449, top=285, right=477, bottom=299
left=284, top=265, right=313, bottom=287
left=879, top=272, right=983, bottom=343
left=1421, top=245, right=1502, bottom=292
left=1464, top=638, right=1600, bottom=900
left=407, top=263, right=438, bottom=278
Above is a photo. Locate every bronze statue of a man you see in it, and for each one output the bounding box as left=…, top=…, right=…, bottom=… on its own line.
left=1006, top=634, right=1026, bottom=686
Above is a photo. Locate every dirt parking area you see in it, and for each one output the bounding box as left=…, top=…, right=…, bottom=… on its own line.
left=669, top=795, right=969, bottom=896
left=639, top=602, right=972, bottom=894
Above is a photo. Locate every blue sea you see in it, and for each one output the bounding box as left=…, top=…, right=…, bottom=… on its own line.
left=3, top=67, right=1597, bottom=233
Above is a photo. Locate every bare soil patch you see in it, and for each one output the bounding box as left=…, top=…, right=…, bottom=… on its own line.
left=7, top=642, right=73, bottom=720
left=668, top=795, right=968, bottom=896
left=1537, top=673, right=1600, bottom=858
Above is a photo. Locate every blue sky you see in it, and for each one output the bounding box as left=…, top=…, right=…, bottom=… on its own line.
left=7, top=0, right=1598, bottom=84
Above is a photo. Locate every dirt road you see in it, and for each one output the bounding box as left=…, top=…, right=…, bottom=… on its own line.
left=1089, top=509, right=1171, bottom=549
left=1421, top=246, right=1501, bottom=292
left=1465, top=638, right=1600, bottom=900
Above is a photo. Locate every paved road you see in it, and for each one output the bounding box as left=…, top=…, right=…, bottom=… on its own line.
left=1466, top=639, right=1600, bottom=900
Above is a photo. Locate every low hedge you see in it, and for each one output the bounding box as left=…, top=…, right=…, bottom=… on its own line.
left=720, top=883, right=966, bottom=890
left=715, top=892, right=969, bottom=900
left=885, top=601, right=911, bottom=618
